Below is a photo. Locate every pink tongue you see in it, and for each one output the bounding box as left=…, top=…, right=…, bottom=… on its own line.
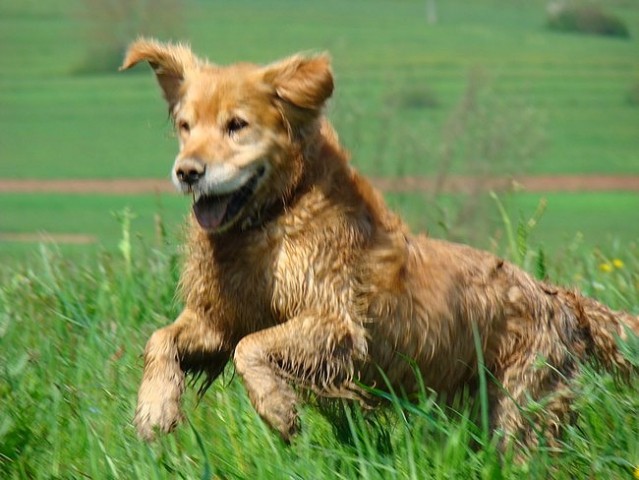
left=193, top=196, right=230, bottom=230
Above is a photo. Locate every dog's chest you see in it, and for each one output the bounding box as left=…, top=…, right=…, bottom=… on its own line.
left=195, top=229, right=341, bottom=330
left=269, top=224, right=359, bottom=322
left=190, top=204, right=369, bottom=334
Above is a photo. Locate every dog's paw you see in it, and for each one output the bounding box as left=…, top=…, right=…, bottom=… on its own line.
left=133, top=398, right=184, bottom=441
left=278, top=411, right=300, bottom=444
left=259, top=392, right=300, bottom=443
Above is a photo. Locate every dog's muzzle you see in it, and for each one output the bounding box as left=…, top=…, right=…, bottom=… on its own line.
left=175, top=158, right=205, bottom=189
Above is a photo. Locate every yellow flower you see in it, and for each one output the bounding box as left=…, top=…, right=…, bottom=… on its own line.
left=599, top=262, right=613, bottom=273
left=634, top=466, right=639, bottom=480
left=612, top=258, right=624, bottom=269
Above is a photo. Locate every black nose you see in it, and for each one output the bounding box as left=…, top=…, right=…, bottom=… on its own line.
left=175, top=162, right=205, bottom=186
left=177, top=169, right=203, bottom=186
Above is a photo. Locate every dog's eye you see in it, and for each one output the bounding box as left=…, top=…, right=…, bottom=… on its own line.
left=227, top=117, right=248, bottom=136
left=178, top=120, right=190, bottom=134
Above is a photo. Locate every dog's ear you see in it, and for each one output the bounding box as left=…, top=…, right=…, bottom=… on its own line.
left=263, top=54, right=334, bottom=123
left=120, top=37, right=198, bottom=109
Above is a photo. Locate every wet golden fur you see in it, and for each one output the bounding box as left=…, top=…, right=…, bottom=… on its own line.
left=121, top=38, right=639, bottom=450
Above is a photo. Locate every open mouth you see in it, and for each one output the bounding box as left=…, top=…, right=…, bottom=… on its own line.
left=192, top=166, right=265, bottom=232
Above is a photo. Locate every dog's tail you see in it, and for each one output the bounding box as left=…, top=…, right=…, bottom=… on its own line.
left=569, top=291, right=639, bottom=375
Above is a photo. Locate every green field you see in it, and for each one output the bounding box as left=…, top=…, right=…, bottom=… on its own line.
left=2, top=0, right=638, bottom=177
left=2, top=0, right=639, bottom=478
left=1, top=191, right=638, bottom=265
left=1, top=0, right=639, bottom=259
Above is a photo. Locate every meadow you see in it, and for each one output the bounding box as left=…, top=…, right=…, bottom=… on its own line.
left=1, top=0, right=639, bottom=478
left=1, top=0, right=638, bottom=257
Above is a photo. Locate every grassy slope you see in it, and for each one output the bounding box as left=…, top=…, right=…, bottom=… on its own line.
left=1, top=191, right=638, bottom=265
left=387, top=191, right=639, bottom=250
left=1, top=0, right=638, bottom=178
left=1, top=0, right=638, bottom=259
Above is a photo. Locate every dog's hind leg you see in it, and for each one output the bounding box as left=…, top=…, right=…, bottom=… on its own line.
left=233, top=312, right=368, bottom=441
left=489, top=368, right=576, bottom=455
left=488, top=331, right=579, bottom=455
left=134, top=308, right=231, bottom=440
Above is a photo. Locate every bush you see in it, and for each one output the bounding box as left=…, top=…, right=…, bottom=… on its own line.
left=546, top=2, right=630, bottom=38
left=385, top=84, right=440, bottom=110
left=627, top=80, right=639, bottom=106
left=73, top=0, right=186, bottom=74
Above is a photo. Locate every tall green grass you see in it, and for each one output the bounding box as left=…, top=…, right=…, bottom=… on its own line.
left=1, top=208, right=638, bottom=479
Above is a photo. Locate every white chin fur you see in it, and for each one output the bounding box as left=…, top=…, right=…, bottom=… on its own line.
left=172, top=161, right=265, bottom=197
left=201, top=164, right=255, bottom=195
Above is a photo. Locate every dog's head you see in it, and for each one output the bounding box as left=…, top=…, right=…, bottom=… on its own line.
left=121, top=38, right=333, bottom=233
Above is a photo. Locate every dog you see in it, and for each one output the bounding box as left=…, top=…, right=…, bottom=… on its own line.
left=120, top=38, right=638, bottom=450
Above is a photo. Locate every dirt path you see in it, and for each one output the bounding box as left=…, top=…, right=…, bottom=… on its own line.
left=1, top=175, right=639, bottom=194
left=0, top=233, right=97, bottom=244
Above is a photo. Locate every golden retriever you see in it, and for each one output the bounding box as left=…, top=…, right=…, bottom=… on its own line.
left=120, top=38, right=638, bottom=450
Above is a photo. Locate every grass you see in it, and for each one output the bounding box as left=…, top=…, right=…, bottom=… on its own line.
left=1, top=191, right=636, bottom=266
left=386, top=191, right=639, bottom=251
left=0, top=193, right=185, bottom=242
left=1, top=0, right=638, bottom=178
left=0, top=192, right=187, bottom=265
left=1, top=218, right=638, bottom=479
left=2, top=0, right=638, bottom=259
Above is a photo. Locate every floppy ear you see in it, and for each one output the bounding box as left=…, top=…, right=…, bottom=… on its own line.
left=120, top=37, right=198, bottom=108
left=263, top=54, right=334, bottom=123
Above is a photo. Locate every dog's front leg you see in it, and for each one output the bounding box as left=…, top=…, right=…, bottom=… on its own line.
left=233, top=312, right=367, bottom=441
left=134, top=308, right=230, bottom=440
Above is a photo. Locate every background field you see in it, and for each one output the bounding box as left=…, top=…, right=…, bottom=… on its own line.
left=2, top=0, right=639, bottom=478
left=1, top=0, right=638, bottom=260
